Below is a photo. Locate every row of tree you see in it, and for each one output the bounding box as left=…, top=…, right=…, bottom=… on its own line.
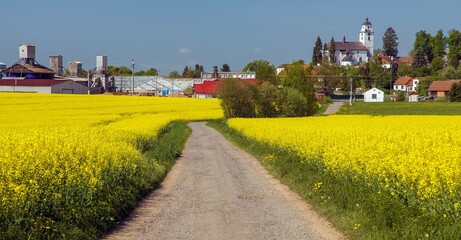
left=106, top=66, right=158, bottom=76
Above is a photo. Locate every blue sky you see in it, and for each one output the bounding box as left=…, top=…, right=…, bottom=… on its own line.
left=1, top=0, right=460, bottom=74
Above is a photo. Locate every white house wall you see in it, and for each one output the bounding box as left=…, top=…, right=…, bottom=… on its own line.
left=0, top=86, right=52, bottom=93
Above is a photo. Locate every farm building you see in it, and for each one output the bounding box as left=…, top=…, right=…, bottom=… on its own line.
left=428, top=80, right=461, bottom=98
left=364, top=88, right=384, bottom=102
left=193, top=66, right=258, bottom=98
left=2, top=44, right=55, bottom=79
left=0, top=79, right=88, bottom=94
left=194, top=80, right=218, bottom=98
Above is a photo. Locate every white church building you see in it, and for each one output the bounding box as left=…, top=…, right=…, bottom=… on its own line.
left=325, top=18, right=374, bottom=66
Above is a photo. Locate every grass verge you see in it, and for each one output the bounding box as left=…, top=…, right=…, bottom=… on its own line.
left=103, top=121, right=192, bottom=234
left=97, top=121, right=192, bottom=239
left=207, top=119, right=460, bottom=239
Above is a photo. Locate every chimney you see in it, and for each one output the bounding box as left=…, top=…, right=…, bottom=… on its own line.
left=212, top=66, right=218, bottom=79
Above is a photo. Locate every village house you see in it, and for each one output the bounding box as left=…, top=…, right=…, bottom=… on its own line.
left=393, top=76, right=419, bottom=93
left=377, top=53, right=413, bottom=69
left=428, top=80, right=461, bottom=98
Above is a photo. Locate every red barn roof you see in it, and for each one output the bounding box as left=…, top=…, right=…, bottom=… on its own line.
left=0, top=79, right=70, bottom=86
left=193, top=79, right=260, bottom=95
left=428, top=80, right=461, bottom=92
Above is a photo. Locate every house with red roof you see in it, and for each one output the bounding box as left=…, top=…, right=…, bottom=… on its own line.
left=393, top=76, right=419, bottom=93
left=428, top=80, right=461, bottom=98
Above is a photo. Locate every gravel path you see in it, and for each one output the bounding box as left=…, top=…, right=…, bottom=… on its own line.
left=104, top=122, right=345, bottom=240
left=324, top=101, right=346, bottom=115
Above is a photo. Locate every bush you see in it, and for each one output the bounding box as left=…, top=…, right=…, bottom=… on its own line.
left=449, top=82, right=461, bottom=102
left=216, top=79, right=255, bottom=118
left=216, top=79, right=316, bottom=118
left=396, top=91, right=406, bottom=102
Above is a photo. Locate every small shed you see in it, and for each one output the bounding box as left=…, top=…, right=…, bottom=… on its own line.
left=364, top=88, right=384, bottom=102
left=408, top=92, right=418, bottom=102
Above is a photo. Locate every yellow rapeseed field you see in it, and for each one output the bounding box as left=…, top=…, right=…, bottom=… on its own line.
left=228, top=116, right=461, bottom=220
left=0, top=93, right=222, bottom=238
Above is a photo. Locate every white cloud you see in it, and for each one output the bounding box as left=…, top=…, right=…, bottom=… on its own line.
left=253, top=48, right=263, bottom=53
left=179, top=48, right=192, bottom=54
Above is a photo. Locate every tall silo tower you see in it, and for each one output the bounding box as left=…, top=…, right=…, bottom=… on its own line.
left=19, top=44, right=36, bottom=65
left=96, top=55, right=107, bottom=74
left=50, top=55, right=63, bottom=76
left=68, top=61, right=83, bottom=77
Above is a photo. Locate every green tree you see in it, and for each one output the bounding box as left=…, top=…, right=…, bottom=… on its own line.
left=431, top=30, right=446, bottom=58
left=323, top=43, right=328, bottom=62
left=441, top=66, right=457, bottom=79
left=328, top=37, right=336, bottom=64
left=221, top=64, right=231, bottom=72
left=430, top=56, right=445, bottom=75
left=243, top=60, right=277, bottom=84
left=414, top=30, right=433, bottom=63
left=107, top=66, right=132, bottom=76
left=446, top=29, right=461, bottom=68
left=316, top=63, right=341, bottom=95
left=144, top=68, right=158, bottom=76
left=216, top=79, right=255, bottom=118
left=168, top=71, right=181, bottom=78
left=398, top=64, right=415, bottom=77
left=312, top=36, right=323, bottom=65
left=251, top=82, right=280, bottom=117
left=413, top=49, right=428, bottom=70
left=182, top=66, right=189, bottom=78
left=280, top=63, right=318, bottom=115
left=449, top=82, right=461, bottom=102
left=416, top=79, right=431, bottom=96
left=279, top=87, right=309, bottom=117
left=382, top=27, right=399, bottom=57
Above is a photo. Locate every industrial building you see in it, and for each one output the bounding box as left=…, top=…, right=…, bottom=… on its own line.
left=2, top=44, right=55, bottom=79
left=0, top=44, right=89, bottom=94
left=0, top=79, right=88, bottom=94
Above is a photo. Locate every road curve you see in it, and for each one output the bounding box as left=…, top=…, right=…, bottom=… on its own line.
left=104, top=122, right=344, bottom=240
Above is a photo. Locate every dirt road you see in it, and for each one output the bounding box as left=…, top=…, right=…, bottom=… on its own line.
left=104, top=122, right=344, bottom=240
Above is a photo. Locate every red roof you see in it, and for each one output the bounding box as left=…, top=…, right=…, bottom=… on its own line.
left=0, top=79, right=70, bottom=86
left=428, top=80, right=461, bottom=92
left=193, top=79, right=260, bottom=95
left=194, top=80, right=218, bottom=94
left=394, top=77, right=413, bottom=86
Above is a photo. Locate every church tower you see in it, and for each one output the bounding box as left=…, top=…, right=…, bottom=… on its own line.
left=359, top=17, right=374, bottom=57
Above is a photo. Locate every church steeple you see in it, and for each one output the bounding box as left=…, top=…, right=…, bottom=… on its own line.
left=359, top=17, right=374, bottom=57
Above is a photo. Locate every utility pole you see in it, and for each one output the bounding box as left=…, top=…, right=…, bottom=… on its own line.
left=87, top=69, right=91, bottom=95
left=131, top=59, right=135, bottom=95
left=349, top=77, right=353, bottom=106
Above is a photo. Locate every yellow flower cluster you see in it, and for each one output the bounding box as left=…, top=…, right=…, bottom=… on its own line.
left=228, top=115, right=461, bottom=219
left=0, top=93, right=222, bottom=236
